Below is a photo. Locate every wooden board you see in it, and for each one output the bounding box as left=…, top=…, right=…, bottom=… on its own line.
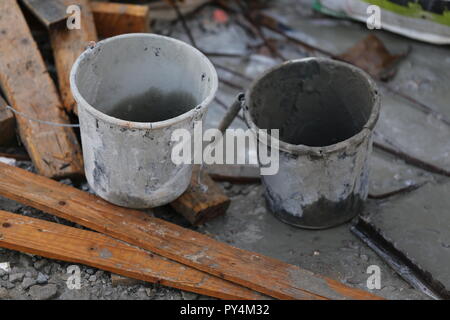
left=90, top=2, right=150, bottom=39
left=0, top=0, right=83, bottom=178
left=171, top=166, right=230, bottom=225
left=0, top=96, right=15, bottom=146
left=0, top=210, right=267, bottom=300
left=20, top=0, right=69, bottom=28
left=49, top=0, right=98, bottom=114
left=0, top=162, right=382, bottom=300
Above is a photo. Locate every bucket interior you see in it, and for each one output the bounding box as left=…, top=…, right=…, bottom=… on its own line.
left=74, top=35, right=216, bottom=123
left=248, top=59, right=377, bottom=147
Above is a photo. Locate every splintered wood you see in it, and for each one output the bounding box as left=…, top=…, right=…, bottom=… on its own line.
left=0, top=0, right=83, bottom=178
left=0, top=162, right=382, bottom=300
left=90, top=2, right=150, bottom=38
left=171, top=166, right=230, bottom=225
left=49, top=0, right=98, bottom=114
left=0, top=210, right=266, bottom=300
left=0, top=96, right=15, bottom=146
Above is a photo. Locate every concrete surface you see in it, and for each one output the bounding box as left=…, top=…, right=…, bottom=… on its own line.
left=357, top=181, right=450, bottom=299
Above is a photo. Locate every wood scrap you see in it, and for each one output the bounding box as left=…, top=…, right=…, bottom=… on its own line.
left=90, top=2, right=150, bottom=38
left=0, top=209, right=268, bottom=300
left=0, top=162, right=382, bottom=300
left=337, top=34, right=407, bottom=80
left=170, top=165, right=230, bottom=225
left=49, top=0, right=98, bottom=114
left=19, top=0, right=69, bottom=29
left=0, top=96, right=15, bottom=146
left=0, top=0, right=84, bottom=178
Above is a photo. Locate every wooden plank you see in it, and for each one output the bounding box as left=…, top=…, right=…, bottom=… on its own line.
left=171, top=166, right=230, bottom=225
left=0, top=0, right=84, bottom=178
left=20, top=0, right=69, bottom=28
left=49, top=0, right=98, bottom=114
left=90, top=2, right=150, bottom=39
left=0, top=210, right=267, bottom=300
left=0, top=96, right=15, bottom=146
left=0, top=162, right=383, bottom=300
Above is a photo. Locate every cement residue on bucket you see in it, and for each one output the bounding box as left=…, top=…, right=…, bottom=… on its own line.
left=70, top=33, right=218, bottom=208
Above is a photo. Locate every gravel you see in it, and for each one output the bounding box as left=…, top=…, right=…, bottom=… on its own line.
left=21, top=277, right=37, bottom=290
left=36, top=273, right=49, bottom=284
left=29, top=284, right=57, bottom=300
left=33, top=259, right=48, bottom=270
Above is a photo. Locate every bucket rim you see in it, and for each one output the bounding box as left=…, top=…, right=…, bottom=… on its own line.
left=243, top=57, right=381, bottom=156
left=70, top=33, right=218, bottom=130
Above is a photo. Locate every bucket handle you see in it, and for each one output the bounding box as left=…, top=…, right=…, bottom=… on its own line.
left=217, top=93, right=245, bottom=134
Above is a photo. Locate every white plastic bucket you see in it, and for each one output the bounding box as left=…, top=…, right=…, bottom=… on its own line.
left=70, top=33, right=218, bottom=208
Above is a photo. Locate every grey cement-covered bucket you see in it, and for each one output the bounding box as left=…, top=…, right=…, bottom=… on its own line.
left=70, top=33, right=218, bottom=208
left=243, top=58, right=380, bottom=229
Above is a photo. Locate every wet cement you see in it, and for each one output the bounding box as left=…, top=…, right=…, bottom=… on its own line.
left=106, top=88, right=197, bottom=123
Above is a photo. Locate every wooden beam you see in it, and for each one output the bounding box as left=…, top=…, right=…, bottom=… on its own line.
left=0, top=0, right=83, bottom=178
left=0, top=96, right=15, bottom=146
left=90, top=2, right=150, bottom=39
left=19, top=0, right=69, bottom=29
left=0, top=210, right=267, bottom=300
left=49, top=0, right=98, bottom=114
left=171, top=166, right=230, bottom=225
left=0, top=162, right=382, bottom=300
